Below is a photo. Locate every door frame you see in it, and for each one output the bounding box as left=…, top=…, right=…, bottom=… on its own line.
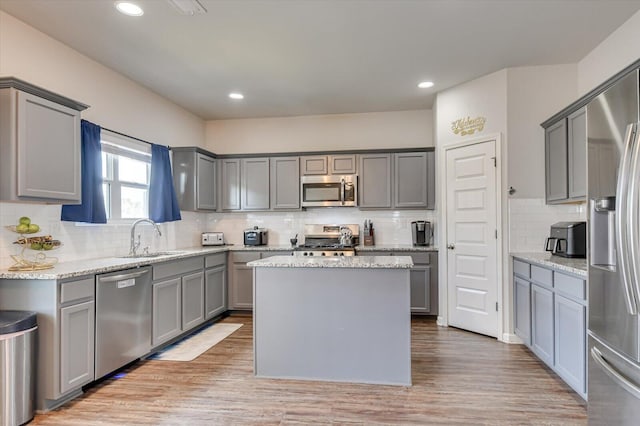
left=438, top=133, right=505, bottom=341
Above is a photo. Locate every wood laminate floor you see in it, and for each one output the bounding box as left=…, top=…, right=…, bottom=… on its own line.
left=32, top=315, right=586, bottom=425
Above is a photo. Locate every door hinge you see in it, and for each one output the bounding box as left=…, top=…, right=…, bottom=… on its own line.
left=495, top=229, right=498, bottom=239
left=491, top=156, right=497, bottom=167
left=496, top=302, right=499, bottom=312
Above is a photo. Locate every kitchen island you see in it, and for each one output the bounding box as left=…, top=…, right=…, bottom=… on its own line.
left=247, top=255, right=413, bottom=386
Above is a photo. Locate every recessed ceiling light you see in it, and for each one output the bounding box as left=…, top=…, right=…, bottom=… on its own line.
left=115, top=2, right=144, bottom=17
left=418, top=81, right=434, bottom=89
left=229, top=93, right=244, bottom=100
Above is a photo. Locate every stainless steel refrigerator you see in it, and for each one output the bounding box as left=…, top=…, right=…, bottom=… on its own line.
left=587, top=68, right=640, bottom=424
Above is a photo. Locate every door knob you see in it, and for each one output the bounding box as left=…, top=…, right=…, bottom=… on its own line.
left=447, top=244, right=455, bottom=250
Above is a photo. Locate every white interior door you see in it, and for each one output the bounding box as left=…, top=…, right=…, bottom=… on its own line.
left=445, top=140, right=498, bottom=337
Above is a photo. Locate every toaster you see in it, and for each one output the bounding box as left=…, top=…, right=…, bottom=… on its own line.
left=244, top=227, right=268, bottom=246
left=202, top=232, right=225, bottom=246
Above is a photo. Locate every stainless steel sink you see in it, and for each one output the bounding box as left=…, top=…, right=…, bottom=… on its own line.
left=118, top=251, right=186, bottom=259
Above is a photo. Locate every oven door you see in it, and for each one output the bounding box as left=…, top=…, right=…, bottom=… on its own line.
left=301, top=175, right=357, bottom=207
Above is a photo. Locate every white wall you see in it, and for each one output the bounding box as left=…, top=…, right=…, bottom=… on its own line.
left=506, top=64, right=577, bottom=199
left=0, top=11, right=205, bottom=148
left=206, top=109, right=433, bottom=154
left=578, top=10, right=640, bottom=95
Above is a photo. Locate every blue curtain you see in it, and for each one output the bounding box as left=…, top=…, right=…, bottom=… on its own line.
left=61, top=120, right=107, bottom=223
left=149, top=144, right=181, bottom=223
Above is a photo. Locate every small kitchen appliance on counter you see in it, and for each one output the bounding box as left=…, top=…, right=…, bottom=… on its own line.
left=411, top=221, right=433, bottom=246
left=544, top=221, right=586, bottom=258
left=294, top=224, right=359, bottom=256
left=244, top=226, right=268, bottom=246
left=201, top=232, right=225, bottom=246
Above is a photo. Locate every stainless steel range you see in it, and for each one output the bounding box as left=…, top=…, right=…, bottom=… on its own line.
left=295, top=224, right=359, bottom=257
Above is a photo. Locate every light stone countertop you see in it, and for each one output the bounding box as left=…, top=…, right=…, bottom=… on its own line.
left=355, top=245, right=438, bottom=252
left=511, top=252, right=587, bottom=277
left=247, top=255, right=414, bottom=269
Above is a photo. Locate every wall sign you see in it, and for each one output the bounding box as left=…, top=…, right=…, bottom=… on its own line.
left=451, top=116, right=487, bottom=136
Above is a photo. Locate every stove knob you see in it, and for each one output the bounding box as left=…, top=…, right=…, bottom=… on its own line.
left=303, top=252, right=308, bottom=256
left=321, top=252, right=326, bottom=256
left=333, top=252, right=339, bottom=256
left=309, top=252, right=314, bottom=256
left=340, top=252, right=345, bottom=256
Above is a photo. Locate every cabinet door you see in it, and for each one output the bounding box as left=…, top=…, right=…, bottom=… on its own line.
left=152, top=278, right=182, bottom=346
left=410, top=265, right=431, bottom=313
left=60, top=301, right=95, bottom=394
left=531, top=284, right=554, bottom=366
left=17, top=91, right=81, bottom=202
left=196, top=153, right=217, bottom=210
left=359, top=153, right=392, bottom=208
left=545, top=119, right=568, bottom=203
left=230, top=264, right=254, bottom=310
left=205, top=265, right=226, bottom=319
left=329, top=155, right=357, bottom=174
left=567, top=108, right=586, bottom=200
left=270, top=156, right=300, bottom=209
left=220, top=159, right=241, bottom=210
left=242, top=158, right=270, bottom=210
left=513, top=276, right=531, bottom=347
left=182, top=271, right=205, bottom=330
left=394, top=152, right=427, bottom=208
left=554, top=294, right=586, bottom=395
left=300, top=155, right=328, bottom=175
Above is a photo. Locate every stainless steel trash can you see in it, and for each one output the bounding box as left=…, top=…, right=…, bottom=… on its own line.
left=0, top=311, right=37, bottom=426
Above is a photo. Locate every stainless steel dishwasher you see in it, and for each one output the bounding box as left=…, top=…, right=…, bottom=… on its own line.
left=95, top=266, right=152, bottom=379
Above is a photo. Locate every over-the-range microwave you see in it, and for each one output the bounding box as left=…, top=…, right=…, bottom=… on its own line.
left=300, top=174, right=358, bottom=207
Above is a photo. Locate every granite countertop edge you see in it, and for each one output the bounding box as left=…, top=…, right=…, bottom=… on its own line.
left=248, top=255, right=414, bottom=269
left=511, top=252, right=587, bottom=277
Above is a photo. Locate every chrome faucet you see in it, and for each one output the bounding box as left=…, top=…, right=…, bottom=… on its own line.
left=129, top=219, right=162, bottom=255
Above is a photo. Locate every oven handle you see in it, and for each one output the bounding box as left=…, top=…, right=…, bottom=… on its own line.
left=340, top=178, right=345, bottom=206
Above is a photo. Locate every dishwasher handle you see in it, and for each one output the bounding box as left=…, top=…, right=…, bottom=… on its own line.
left=99, top=269, right=149, bottom=283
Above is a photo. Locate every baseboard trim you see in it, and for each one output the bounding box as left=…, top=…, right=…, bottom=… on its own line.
left=436, top=315, right=447, bottom=327
left=502, top=333, right=523, bottom=344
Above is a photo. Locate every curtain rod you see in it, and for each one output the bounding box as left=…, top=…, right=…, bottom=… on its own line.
left=101, top=127, right=171, bottom=150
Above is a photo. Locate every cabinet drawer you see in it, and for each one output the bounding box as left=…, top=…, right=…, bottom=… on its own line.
left=408, top=252, right=431, bottom=265
left=60, top=277, right=94, bottom=304
left=205, top=253, right=227, bottom=268
left=153, top=256, right=203, bottom=281
left=513, top=259, right=530, bottom=278
left=233, top=252, right=261, bottom=263
left=554, top=272, right=586, bottom=301
left=531, top=265, right=553, bottom=287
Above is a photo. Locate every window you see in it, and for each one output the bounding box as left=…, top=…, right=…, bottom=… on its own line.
left=101, top=132, right=151, bottom=220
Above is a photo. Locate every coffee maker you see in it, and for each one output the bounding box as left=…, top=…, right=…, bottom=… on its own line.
left=411, top=221, right=433, bottom=246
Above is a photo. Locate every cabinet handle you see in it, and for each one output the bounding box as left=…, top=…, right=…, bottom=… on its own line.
left=591, top=346, right=640, bottom=399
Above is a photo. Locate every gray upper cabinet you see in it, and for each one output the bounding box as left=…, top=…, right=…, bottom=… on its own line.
left=394, top=152, right=428, bottom=208
left=220, top=158, right=241, bottom=210
left=567, top=108, right=587, bottom=200
left=242, top=157, right=270, bottom=210
left=300, top=155, right=328, bottom=175
left=544, top=107, right=586, bottom=204
left=359, top=153, right=392, bottom=208
left=545, top=119, right=568, bottom=203
left=0, top=82, right=88, bottom=204
left=329, top=154, right=357, bottom=174
left=172, top=148, right=217, bottom=211
left=270, top=156, right=300, bottom=210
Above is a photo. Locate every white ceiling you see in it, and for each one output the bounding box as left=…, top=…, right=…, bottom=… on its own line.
left=1, top=0, right=639, bottom=120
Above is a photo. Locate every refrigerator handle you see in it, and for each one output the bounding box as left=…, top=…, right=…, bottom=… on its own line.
left=591, top=347, right=640, bottom=399
left=615, top=123, right=639, bottom=315
left=627, top=123, right=640, bottom=307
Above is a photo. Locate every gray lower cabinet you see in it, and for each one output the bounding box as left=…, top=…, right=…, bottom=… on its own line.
left=171, top=148, right=217, bottom=211
left=359, top=154, right=392, bottom=208
left=512, top=257, right=587, bottom=398
left=0, top=81, right=88, bottom=203
left=270, top=156, right=300, bottom=210
left=554, top=294, right=586, bottom=395
left=358, top=250, right=438, bottom=314
left=513, top=277, right=531, bottom=347
left=205, top=252, right=227, bottom=319
left=0, top=275, right=95, bottom=411
left=220, top=158, right=241, bottom=210
left=531, top=283, right=554, bottom=366
left=60, top=300, right=95, bottom=394
left=151, top=257, right=206, bottom=347
left=242, top=157, right=270, bottom=210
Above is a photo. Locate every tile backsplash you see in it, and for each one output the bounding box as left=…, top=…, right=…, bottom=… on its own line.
left=509, top=198, right=586, bottom=253
left=0, top=201, right=436, bottom=269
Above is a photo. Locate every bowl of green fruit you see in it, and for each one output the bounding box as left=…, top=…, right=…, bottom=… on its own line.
left=6, top=216, right=40, bottom=234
